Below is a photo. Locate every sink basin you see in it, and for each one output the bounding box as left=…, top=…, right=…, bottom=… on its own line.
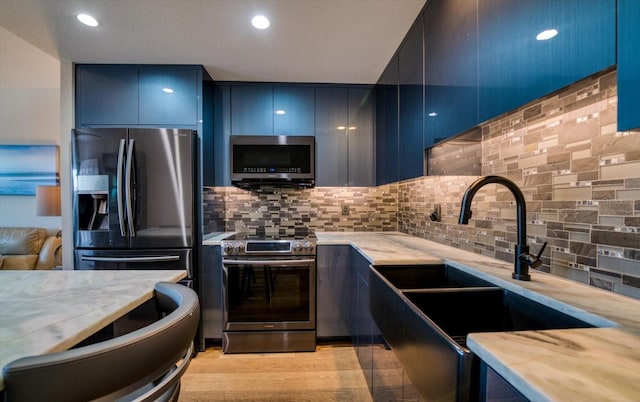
left=373, top=264, right=494, bottom=289
left=404, top=287, right=593, bottom=347
left=369, top=264, right=595, bottom=401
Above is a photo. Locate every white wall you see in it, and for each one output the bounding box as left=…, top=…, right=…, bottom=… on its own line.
left=0, top=26, right=61, bottom=231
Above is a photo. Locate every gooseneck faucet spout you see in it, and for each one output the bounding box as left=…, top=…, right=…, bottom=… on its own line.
left=458, top=175, right=547, bottom=281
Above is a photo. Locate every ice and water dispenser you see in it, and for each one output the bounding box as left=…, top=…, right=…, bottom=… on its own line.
left=76, top=159, right=110, bottom=231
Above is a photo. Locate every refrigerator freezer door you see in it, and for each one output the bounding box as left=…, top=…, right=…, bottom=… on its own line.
left=75, top=248, right=193, bottom=278
left=73, top=128, right=129, bottom=249
left=127, top=129, right=195, bottom=249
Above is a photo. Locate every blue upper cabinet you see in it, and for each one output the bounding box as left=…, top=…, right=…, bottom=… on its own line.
left=398, top=18, right=425, bottom=181
left=424, top=0, right=478, bottom=147
left=348, top=87, right=375, bottom=187
left=76, top=65, right=139, bottom=126
left=618, top=0, right=640, bottom=131
left=375, top=55, right=399, bottom=186
left=315, top=87, right=349, bottom=186
left=138, top=66, right=199, bottom=126
left=478, top=0, right=616, bottom=123
left=274, top=86, right=315, bottom=135
left=76, top=64, right=203, bottom=128
left=230, top=85, right=273, bottom=135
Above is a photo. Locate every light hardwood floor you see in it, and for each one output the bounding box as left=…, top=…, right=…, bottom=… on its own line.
left=179, top=343, right=373, bottom=401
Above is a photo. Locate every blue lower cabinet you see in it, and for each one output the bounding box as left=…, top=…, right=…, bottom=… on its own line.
left=617, top=0, right=640, bottom=131
left=316, top=246, right=351, bottom=338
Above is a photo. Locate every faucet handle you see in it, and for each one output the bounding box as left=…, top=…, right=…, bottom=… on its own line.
left=519, top=242, right=548, bottom=269
left=536, top=242, right=548, bottom=260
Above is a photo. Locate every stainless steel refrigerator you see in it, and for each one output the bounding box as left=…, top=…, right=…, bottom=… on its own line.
left=72, top=128, right=198, bottom=286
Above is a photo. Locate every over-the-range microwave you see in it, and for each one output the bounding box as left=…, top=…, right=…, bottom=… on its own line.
left=229, top=135, right=315, bottom=190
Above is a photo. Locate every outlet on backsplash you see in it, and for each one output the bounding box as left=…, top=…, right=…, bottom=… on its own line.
left=341, top=204, right=350, bottom=216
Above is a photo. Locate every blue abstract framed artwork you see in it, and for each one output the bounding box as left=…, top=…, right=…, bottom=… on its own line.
left=0, top=145, right=59, bottom=195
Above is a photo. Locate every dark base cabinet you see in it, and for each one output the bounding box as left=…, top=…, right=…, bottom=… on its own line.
left=479, top=363, right=527, bottom=402
left=317, top=245, right=351, bottom=338
left=350, top=249, right=423, bottom=401
left=201, top=245, right=222, bottom=341
left=319, top=245, right=419, bottom=400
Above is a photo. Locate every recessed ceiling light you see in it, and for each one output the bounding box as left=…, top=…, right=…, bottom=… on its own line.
left=336, top=126, right=346, bottom=130
left=77, top=13, right=99, bottom=27
left=348, top=126, right=357, bottom=130
left=162, top=87, right=174, bottom=94
left=251, top=15, right=270, bottom=30
left=536, top=29, right=558, bottom=41
left=427, top=112, right=438, bottom=117
left=275, top=109, right=286, bottom=115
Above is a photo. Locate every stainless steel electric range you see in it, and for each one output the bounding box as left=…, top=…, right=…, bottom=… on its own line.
left=220, top=232, right=316, bottom=353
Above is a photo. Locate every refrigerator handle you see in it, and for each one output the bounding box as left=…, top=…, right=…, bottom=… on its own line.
left=81, top=255, right=181, bottom=263
left=116, top=139, right=127, bottom=237
left=125, top=139, right=136, bottom=237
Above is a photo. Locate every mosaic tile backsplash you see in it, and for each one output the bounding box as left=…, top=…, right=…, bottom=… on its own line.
left=203, top=69, right=640, bottom=299
left=399, top=69, right=640, bottom=299
left=203, top=185, right=398, bottom=236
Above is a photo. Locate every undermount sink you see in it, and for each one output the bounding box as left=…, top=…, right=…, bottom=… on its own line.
left=373, top=264, right=494, bottom=289
left=404, top=287, right=594, bottom=348
left=369, top=263, right=595, bottom=401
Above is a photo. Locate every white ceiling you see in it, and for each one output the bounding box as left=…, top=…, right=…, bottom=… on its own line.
left=0, top=0, right=426, bottom=84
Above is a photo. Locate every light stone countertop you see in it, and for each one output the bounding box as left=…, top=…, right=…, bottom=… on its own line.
left=202, top=231, right=232, bottom=245
left=0, top=270, right=186, bottom=390
left=316, top=231, right=640, bottom=401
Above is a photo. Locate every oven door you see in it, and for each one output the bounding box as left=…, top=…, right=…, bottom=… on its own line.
left=222, top=257, right=316, bottom=331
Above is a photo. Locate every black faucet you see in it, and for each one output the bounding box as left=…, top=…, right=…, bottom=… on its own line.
left=458, top=175, right=547, bottom=281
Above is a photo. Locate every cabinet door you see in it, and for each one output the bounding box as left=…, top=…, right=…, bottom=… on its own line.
left=315, top=87, right=349, bottom=186
left=273, top=86, right=315, bottom=135
left=424, top=0, right=479, bottom=146
left=202, top=82, right=214, bottom=186
left=213, top=85, right=232, bottom=186
left=356, top=272, right=374, bottom=393
left=230, top=85, right=273, bottom=135
left=139, top=67, right=199, bottom=125
left=75, top=65, right=139, bottom=126
left=617, top=0, right=640, bottom=131
left=348, top=88, right=375, bottom=186
left=350, top=249, right=379, bottom=394
left=398, top=18, right=425, bottom=181
left=376, top=57, right=399, bottom=186
left=478, top=0, right=615, bottom=122
left=316, top=246, right=351, bottom=338
left=201, top=246, right=223, bottom=339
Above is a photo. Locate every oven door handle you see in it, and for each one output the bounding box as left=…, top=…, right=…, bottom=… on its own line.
left=222, top=259, right=315, bottom=267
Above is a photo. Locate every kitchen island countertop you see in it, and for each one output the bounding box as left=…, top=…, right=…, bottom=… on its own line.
left=316, top=231, right=640, bottom=401
left=0, top=269, right=186, bottom=390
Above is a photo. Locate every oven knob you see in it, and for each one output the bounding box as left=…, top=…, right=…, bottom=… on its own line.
left=303, top=242, right=314, bottom=252
left=293, top=243, right=303, bottom=252
left=223, top=244, right=234, bottom=255
left=234, top=243, right=245, bottom=254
